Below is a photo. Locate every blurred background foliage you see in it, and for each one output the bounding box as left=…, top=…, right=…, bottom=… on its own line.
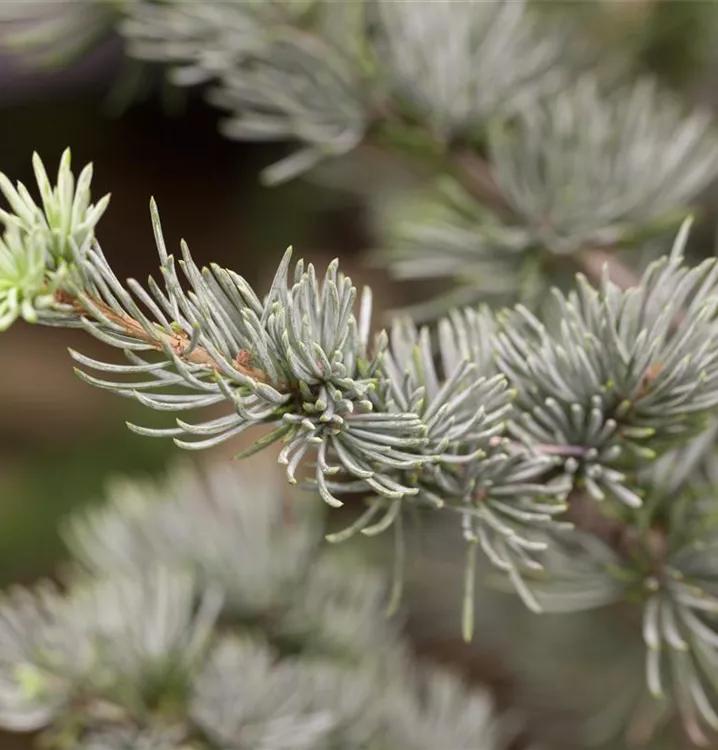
left=5, top=2, right=718, bottom=749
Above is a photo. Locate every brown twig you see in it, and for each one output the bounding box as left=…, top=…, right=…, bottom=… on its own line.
left=530, top=443, right=588, bottom=458
left=452, top=149, right=515, bottom=217
left=564, top=488, right=667, bottom=569
left=492, top=436, right=589, bottom=458
left=574, top=246, right=640, bottom=289
left=54, top=289, right=272, bottom=384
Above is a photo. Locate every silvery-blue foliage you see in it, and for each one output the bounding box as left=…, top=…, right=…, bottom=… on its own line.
left=0, top=463, right=507, bottom=750
left=4, top=5, right=718, bottom=750
left=78, top=725, right=190, bottom=750
left=120, top=0, right=371, bottom=185
left=0, top=0, right=121, bottom=66
left=382, top=666, right=503, bottom=750
left=2, top=0, right=718, bottom=732
left=375, top=73, right=718, bottom=316
left=495, top=221, right=718, bottom=509
left=64, top=461, right=394, bottom=661
left=0, top=565, right=219, bottom=735
left=595, top=452, right=718, bottom=746
left=189, top=636, right=339, bottom=750
left=104, top=0, right=567, bottom=183
left=192, top=636, right=510, bottom=750
left=370, top=177, right=536, bottom=321
left=488, top=76, right=718, bottom=254
left=65, top=463, right=319, bottom=616
left=0, top=581, right=86, bottom=732
left=6, top=149, right=718, bottom=664
left=62, top=217, right=430, bottom=513
left=373, top=0, right=566, bottom=139
left=0, top=157, right=567, bottom=623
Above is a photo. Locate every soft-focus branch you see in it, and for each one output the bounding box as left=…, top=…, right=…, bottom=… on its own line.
left=452, top=150, right=641, bottom=290
left=574, top=247, right=640, bottom=290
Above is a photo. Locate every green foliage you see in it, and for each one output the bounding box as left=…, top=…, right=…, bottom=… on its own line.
left=0, top=225, right=54, bottom=328
left=0, top=150, right=108, bottom=329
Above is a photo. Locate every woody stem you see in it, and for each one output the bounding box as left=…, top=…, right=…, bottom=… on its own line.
left=54, top=289, right=272, bottom=384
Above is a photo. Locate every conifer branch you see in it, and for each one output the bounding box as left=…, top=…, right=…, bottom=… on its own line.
left=452, top=149, right=643, bottom=290
left=0, top=462, right=511, bottom=749
left=54, top=287, right=272, bottom=382
left=3, top=1, right=718, bottom=740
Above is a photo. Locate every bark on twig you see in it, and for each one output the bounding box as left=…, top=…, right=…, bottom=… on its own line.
left=55, top=289, right=271, bottom=383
